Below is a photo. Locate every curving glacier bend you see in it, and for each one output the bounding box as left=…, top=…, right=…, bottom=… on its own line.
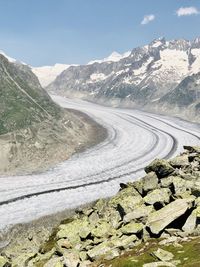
left=0, top=95, right=200, bottom=231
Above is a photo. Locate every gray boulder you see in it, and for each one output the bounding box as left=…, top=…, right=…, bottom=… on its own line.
left=152, top=248, right=174, bottom=261
left=144, top=188, right=171, bottom=205
left=169, top=154, right=189, bottom=168
left=146, top=199, right=192, bottom=235
left=0, top=256, right=10, bottom=267
left=120, top=222, right=143, bottom=234
left=145, top=159, right=175, bottom=178
left=123, top=205, right=154, bottom=223
left=182, top=210, right=197, bottom=233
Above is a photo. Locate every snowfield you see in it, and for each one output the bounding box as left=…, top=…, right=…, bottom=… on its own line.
left=0, top=95, right=200, bottom=231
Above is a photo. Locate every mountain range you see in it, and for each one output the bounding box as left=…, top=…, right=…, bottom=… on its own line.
left=44, top=37, right=200, bottom=122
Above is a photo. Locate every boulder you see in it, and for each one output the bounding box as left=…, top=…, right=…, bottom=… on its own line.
left=152, top=248, right=174, bottom=261
left=88, top=211, right=99, bottom=225
left=123, top=205, right=154, bottom=223
left=133, top=172, right=159, bottom=195
left=58, top=239, right=73, bottom=250
left=28, top=249, right=55, bottom=266
left=87, top=241, right=114, bottom=261
left=184, top=146, right=200, bottom=153
left=142, top=172, right=159, bottom=192
left=103, top=248, right=120, bottom=261
left=169, top=155, right=189, bottom=168
left=182, top=210, right=197, bottom=233
left=93, top=199, right=107, bottom=215
left=111, top=234, right=138, bottom=249
left=107, top=208, right=122, bottom=229
left=145, top=159, right=174, bottom=178
left=62, top=251, right=80, bottom=267
left=91, top=220, right=115, bottom=238
left=196, top=206, right=200, bottom=217
left=11, top=253, right=37, bottom=267
left=160, top=176, right=193, bottom=196
left=146, top=199, right=192, bottom=235
left=0, top=256, right=10, bottom=267
left=109, top=193, right=143, bottom=214
left=143, top=261, right=181, bottom=267
left=56, top=218, right=89, bottom=245
left=144, top=188, right=171, bottom=205
left=120, top=222, right=143, bottom=234
left=44, top=257, right=63, bottom=267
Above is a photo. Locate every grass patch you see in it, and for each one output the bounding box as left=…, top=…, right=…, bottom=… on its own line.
left=101, top=237, right=200, bottom=267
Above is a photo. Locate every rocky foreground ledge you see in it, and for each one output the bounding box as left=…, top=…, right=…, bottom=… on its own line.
left=1, top=146, right=200, bottom=267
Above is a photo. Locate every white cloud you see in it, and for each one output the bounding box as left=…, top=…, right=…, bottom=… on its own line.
left=176, top=6, right=200, bottom=17
left=141, top=14, right=155, bottom=25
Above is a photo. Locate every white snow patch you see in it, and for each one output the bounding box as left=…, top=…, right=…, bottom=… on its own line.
left=89, top=73, right=108, bottom=82
left=32, top=64, right=76, bottom=87
left=88, top=51, right=131, bottom=65
left=152, top=41, right=163, bottom=48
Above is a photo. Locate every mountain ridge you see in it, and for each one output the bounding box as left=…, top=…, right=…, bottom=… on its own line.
left=46, top=37, right=200, bottom=122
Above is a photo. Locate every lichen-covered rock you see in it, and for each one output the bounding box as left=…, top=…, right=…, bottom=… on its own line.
left=109, top=193, right=143, bottom=214
left=91, top=220, right=115, bottom=238
left=143, top=260, right=181, bottom=267
left=144, top=188, right=171, bottom=205
left=62, top=251, right=80, bottom=267
left=160, top=176, right=194, bottom=196
left=88, top=211, right=99, bottom=225
left=28, top=248, right=55, bottom=267
left=184, top=146, right=200, bottom=153
left=146, top=199, right=192, bottom=235
left=93, top=199, right=107, bottom=215
left=111, top=234, right=138, bottom=249
left=87, top=241, right=114, bottom=261
left=142, top=172, right=159, bottom=193
left=145, top=159, right=174, bottom=178
left=3, top=146, right=200, bottom=267
left=120, top=222, right=143, bottom=234
left=123, top=205, right=154, bottom=223
left=182, top=210, right=197, bottom=233
left=152, top=248, right=174, bottom=261
left=169, top=154, right=189, bottom=168
left=56, top=217, right=89, bottom=244
left=11, top=252, right=37, bottom=267
left=0, top=256, right=10, bottom=267
left=133, top=172, right=159, bottom=195
left=43, top=257, right=63, bottom=267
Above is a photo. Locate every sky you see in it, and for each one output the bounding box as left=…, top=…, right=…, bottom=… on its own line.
left=1, top=0, right=200, bottom=66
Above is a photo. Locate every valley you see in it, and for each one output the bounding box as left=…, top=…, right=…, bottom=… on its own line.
left=0, top=95, right=199, bottom=232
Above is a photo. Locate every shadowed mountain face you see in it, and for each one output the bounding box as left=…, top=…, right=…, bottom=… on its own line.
left=46, top=37, right=200, bottom=122
left=0, top=55, right=62, bottom=135
left=159, top=72, right=200, bottom=107
left=154, top=72, right=200, bottom=120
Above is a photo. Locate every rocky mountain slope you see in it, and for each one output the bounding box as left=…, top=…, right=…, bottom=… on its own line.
left=1, top=146, right=200, bottom=266
left=46, top=37, right=200, bottom=122
left=0, top=53, right=103, bottom=175
left=152, top=72, right=200, bottom=121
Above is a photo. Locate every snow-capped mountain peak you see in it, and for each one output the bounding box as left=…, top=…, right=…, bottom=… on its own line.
left=88, top=50, right=131, bottom=65
left=46, top=37, right=200, bottom=111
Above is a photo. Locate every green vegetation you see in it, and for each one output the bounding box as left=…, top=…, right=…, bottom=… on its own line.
left=103, top=237, right=200, bottom=267
left=0, top=54, right=62, bottom=135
